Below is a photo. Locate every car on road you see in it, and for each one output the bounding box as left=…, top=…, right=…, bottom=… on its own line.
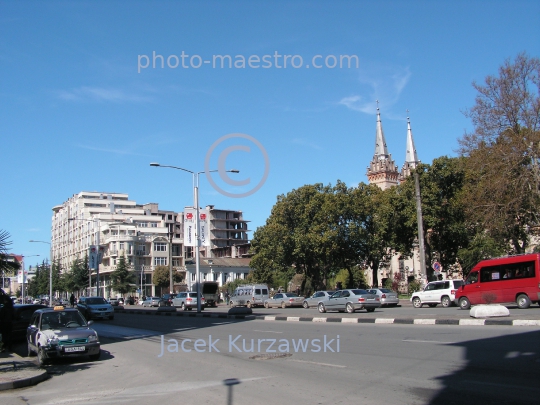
left=141, top=296, right=162, bottom=307
left=160, top=293, right=177, bottom=307
left=264, top=293, right=304, bottom=308
left=27, top=306, right=101, bottom=366
left=302, top=291, right=335, bottom=308
left=367, top=288, right=400, bottom=307
left=172, top=292, right=205, bottom=310
left=77, top=296, right=114, bottom=320
left=317, top=289, right=381, bottom=313
left=11, top=304, right=48, bottom=341
left=410, top=279, right=464, bottom=308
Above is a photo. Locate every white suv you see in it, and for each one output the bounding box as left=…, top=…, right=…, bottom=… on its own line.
left=410, top=279, right=464, bottom=308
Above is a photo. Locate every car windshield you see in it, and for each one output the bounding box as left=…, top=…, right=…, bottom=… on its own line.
left=86, top=298, right=107, bottom=305
left=41, top=311, right=87, bottom=329
left=380, top=289, right=393, bottom=293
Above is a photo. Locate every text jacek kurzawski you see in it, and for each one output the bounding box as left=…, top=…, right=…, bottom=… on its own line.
left=157, top=334, right=340, bottom=357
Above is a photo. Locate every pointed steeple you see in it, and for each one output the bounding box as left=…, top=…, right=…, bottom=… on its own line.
left=374, top=102, right=390, bottom=157
left=366, top=102, right=399, bottom=190
left=400, top=113, right=420, bottom=181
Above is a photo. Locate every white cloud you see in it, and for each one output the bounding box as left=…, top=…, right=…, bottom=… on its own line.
left=291, top=138, right=323, bottom=150
left=58, top=86, right=154, bottom=103
left=339, top=65, right=411, bottom=116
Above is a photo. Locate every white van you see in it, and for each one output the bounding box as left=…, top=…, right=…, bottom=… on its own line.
left=229, top=284, right=269, bottom=308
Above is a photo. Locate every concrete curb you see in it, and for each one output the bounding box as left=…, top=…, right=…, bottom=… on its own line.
left=114, top=308, right=540, bottom=326
left=0, top=358, right=49, bottom=391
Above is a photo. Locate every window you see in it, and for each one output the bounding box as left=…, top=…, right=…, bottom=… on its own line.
left=151, top=222, right=158, bottom=228
left=191, top=273, right=196, bottom=281
left=172, top=258, right=181, bottom=266
left=119, top=242, right=124, bottom=250
left=154, top=257, right=167, bottom=266
left=154, top=242, right=167, bottom=252
left=138, top=222, right=148, bottom=227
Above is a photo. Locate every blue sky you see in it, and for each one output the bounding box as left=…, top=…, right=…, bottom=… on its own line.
left=2, top=0, right=539, bottom=264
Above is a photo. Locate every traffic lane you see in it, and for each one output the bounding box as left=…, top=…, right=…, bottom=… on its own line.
left=4, top=315, right=540, bottom=405
left=2, top=319, right=539, bottom=405
left=119, top=302, right=540, bottom=320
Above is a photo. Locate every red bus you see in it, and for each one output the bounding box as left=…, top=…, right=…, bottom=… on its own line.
left=456, top=253, right=540, bottom=310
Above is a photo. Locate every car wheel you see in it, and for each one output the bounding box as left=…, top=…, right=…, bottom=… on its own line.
left=89, top=350, right=101, bottom=361
left=37, top=346, right=48, bottom=366
left=281, top=302, right=286, bottom=309
left=27, top=342, right=35, bottom=357
left=302, top=301, right=309, bottom=309
left=428, top=303, right=437, bottom=308
left=346, top=303, right=354, bottom=313
left=517, top=294, right=531, bottom=309
left=318, top=303, right=326, bottom=313
left=181, top=303, right=186, bottom=311
left=264, top=302, right=269, bottom=308
left=459, top=297, right=471, bottom=310
left=230, top=301, right=235, bottom=308
left=366, top=307, right=376, bottom=313
left=441, top=296, right=451, bottom=308
left=247, top=301, right=252, bottom=308
left=188, top=307, right=192, bottom=311
left=201, top=306, right=205, bottom=311
left=412, top=297, right=422, bottom=308
left=109, top=315, right=114, bottom=320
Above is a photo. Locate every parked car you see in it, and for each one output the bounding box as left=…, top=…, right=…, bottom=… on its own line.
left=317, top=289, right=381, bottom=313
left=11, top=304, right=47, bottom=341
left=367, top=288, right=400, bottom=307
left=171, top=292, right=205, bottom=310
left=302, top=291, right=335, bottom=308
left=77, top=296, right=114, bottom=320
left=109, top=298, right=121, bottom=306
left=27, top=306, right=101, bottom=365
left=142, top=296, right=161, bottom=307
left=160, top=293, right=177, bottom=307
left=410, top=279, right=464, bottom=308
left=264, top=293, right=304, bottom=308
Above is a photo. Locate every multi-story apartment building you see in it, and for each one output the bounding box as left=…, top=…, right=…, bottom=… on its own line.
left=51, top=191, right=252, bottom=298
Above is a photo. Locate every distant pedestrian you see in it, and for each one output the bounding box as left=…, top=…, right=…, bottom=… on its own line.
left=70, top=293, right=75, bottom=307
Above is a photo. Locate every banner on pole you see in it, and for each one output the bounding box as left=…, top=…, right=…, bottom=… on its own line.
left=89, top=245, right=98, bottom=269
left=184, top=209, right=196, bottom=247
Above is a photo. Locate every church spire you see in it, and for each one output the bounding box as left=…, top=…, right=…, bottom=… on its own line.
left=374, top=101, right=390, bottom=157
left=400, top=112, right=420, bottom=181
left=366, top=102, right=399, bottom=190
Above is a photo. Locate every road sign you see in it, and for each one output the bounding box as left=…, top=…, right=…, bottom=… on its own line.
left=432, top=261, right=441, bottom=272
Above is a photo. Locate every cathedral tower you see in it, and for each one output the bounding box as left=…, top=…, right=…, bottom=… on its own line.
left=366, top=104, right=399, bottom=190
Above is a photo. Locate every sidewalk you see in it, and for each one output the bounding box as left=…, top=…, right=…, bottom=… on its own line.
left=0, top=349, right=48, bottom=391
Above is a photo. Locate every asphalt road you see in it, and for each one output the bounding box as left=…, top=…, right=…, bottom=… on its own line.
left=119, top=300, right=540, bottom=320
left=2, top=312, right=539, bottom=405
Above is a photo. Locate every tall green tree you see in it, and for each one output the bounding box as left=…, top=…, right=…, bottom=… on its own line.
left=459, top=52, right=540, bottom=253
left=152, top=265, right=183, bottom=295
left=110, top=255, right=135, bottom=296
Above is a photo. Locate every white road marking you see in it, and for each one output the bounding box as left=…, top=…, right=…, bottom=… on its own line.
left=287, top=359, right=346, bottom=368
left=403, top=339, right=453, bottom=344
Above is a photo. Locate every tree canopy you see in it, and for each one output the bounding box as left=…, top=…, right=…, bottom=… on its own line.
left=459, top=52, right=540, bottom=253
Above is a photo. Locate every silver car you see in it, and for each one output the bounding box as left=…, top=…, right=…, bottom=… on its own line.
left=141, top=296, right=161, bottom=307
left=318, top=289, right=381, bottom=313
left=302, top=291, right=335, bottom=308
left=264, top=293, right=304, bottom=308
left=172, top=292, right=205, bottom=310
left=367, top=288, right=400, bottom=307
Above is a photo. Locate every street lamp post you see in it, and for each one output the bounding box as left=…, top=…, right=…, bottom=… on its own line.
left=29, top=239, right=52, bottom=306
left=150, top=163, right=239, bottom=313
